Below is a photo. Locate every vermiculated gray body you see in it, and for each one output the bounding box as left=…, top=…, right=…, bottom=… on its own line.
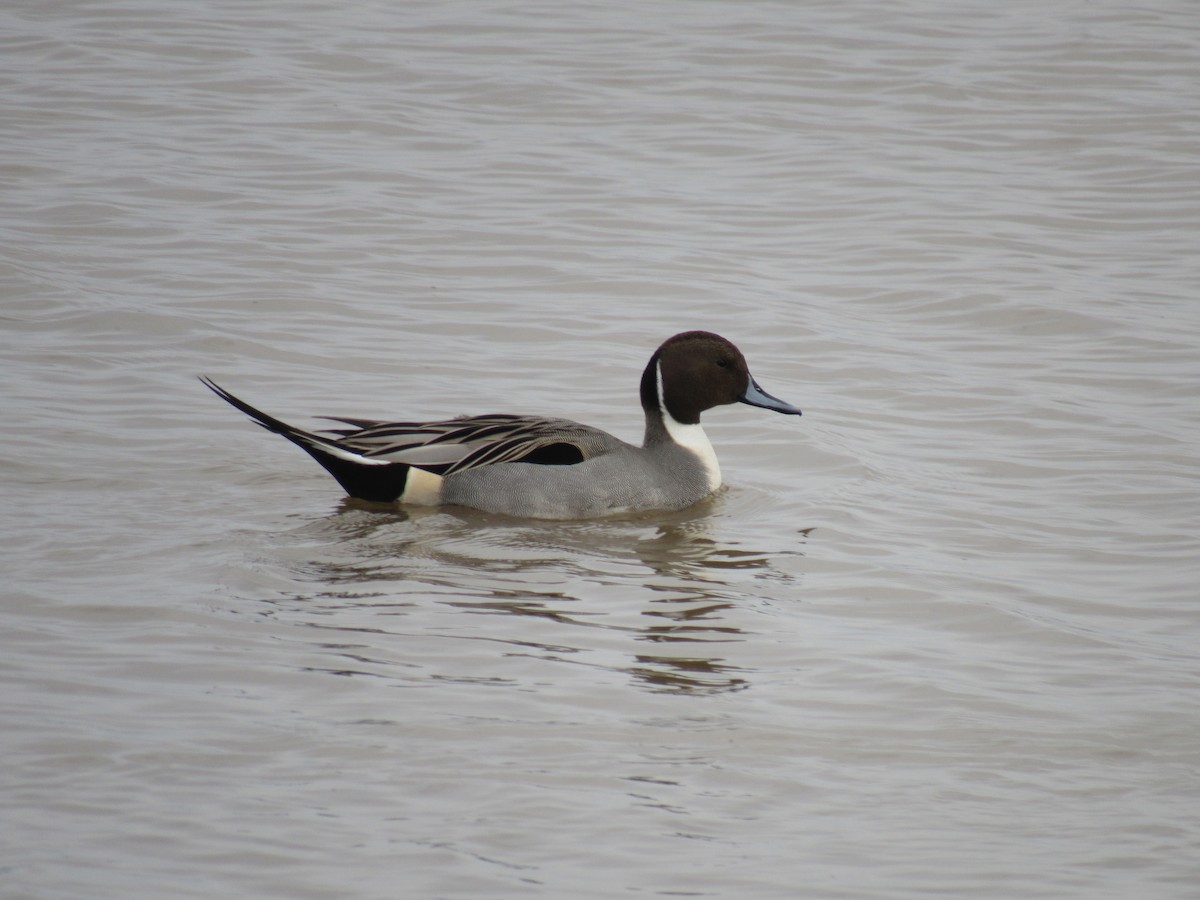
left=442, top=439, right=713, bottom=518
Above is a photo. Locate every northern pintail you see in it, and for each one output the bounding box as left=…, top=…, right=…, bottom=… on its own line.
left=201, top=331, right=801, bottom=518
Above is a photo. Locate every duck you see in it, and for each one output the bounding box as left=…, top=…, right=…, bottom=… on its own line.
left=201, top=330, right=801, bottom=519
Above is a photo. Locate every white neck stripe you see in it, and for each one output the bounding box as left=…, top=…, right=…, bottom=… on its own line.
left=656, top=362, right=721, bottom=491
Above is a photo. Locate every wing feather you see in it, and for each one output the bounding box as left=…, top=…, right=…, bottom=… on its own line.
left=314, top=413, right=629, bottom=475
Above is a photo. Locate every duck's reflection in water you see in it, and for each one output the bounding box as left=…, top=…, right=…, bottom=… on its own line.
left=255, top=497, right=808, bottom=695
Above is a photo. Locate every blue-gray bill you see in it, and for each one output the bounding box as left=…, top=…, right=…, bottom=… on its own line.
left=738, top=376, right=802, bottom=416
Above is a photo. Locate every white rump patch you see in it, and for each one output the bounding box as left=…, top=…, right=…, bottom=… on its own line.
left=400, top=466, right=443, bottom=506
left=297, top=433, right=444, bottom=505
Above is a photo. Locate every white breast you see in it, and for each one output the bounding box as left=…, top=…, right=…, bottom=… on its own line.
left=663, top=417, right=722, bottom=491
left=657, top=363, right=722, bottom=491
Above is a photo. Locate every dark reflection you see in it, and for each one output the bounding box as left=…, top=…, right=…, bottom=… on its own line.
left=630, top=654, right=748, bottom=693
left=630, top=590, right=747, bottom=694
left=247, top=494, right=811, bottom=696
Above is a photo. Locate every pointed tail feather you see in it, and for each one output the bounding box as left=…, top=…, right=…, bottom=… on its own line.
left=199, top=377, right=413, bottom=502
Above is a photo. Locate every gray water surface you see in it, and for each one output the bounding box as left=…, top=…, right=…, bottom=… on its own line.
left=3, top=1, right=1199, bottom=897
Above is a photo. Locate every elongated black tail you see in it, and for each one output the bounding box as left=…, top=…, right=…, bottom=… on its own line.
left=200, top=377, right=412, bottom=502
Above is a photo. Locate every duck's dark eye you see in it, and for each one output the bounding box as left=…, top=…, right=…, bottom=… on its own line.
left=716, top=358, right=730, bottom=369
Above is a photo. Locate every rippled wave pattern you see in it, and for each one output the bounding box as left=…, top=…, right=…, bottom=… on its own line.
left=2, top=1, right=1198, bottom=897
